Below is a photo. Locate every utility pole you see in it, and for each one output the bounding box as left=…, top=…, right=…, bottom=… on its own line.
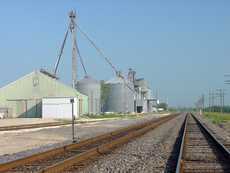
left=216, top=89, right=226, bottom=113
left=202, top=94, right=205, bottom=111
left=209, top=90, right=214, bottom=112
left=224, top=74, right=230, bottom=112
left=208, top=89, right=211, bottom=112
left=216, top=89, right=220, bottom=112
left=69, top=10, right=77, bottom=88
left=211, top=90, right=215, bottom=112
left=220, top=89, right=226, bottom=113
left=209, top=89, right=225, bottom=113
left=222, top=90, right=225, bottom=113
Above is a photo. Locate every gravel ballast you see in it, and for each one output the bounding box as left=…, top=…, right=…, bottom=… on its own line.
left=198, top=114, right=230, bottom=150
left=70, top=114, right=186, bottom=173
left=0, top=114, right=166, bottom=163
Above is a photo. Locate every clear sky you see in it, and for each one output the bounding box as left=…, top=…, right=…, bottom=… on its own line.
left=0, top=0, right=230, bottom=107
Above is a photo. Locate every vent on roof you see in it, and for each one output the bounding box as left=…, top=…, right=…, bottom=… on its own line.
left=40, top=69, right=59, bottom=79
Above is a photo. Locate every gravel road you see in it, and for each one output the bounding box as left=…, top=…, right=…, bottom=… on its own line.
left=68, top=114, right=185, bottom=173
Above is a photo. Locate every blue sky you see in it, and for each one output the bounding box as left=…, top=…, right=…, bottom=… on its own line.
left=0, top=0, right=230, bottom=107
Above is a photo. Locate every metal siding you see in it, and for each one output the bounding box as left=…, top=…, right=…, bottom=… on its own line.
left=16, top=101, right=25, bottom=117
left=76, top=76, right=101, bottom=115
left=104, top=78, right=134, bottom=113
left=0, top=71, right=88, bottom=118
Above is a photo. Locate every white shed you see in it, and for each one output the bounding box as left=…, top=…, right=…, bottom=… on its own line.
left=42, top=97, right=78, bottom=119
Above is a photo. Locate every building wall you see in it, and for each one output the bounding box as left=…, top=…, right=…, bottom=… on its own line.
left=134, top=78, right=155, bottom=113
left=0, top=71, right=88, bottom=118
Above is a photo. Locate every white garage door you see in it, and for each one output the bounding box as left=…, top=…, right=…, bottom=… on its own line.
left=42, top=97, right=78, bottom=119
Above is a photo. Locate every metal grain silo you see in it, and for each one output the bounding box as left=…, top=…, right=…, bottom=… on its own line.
left=76, top=76, right=101, bottom=114
left=126, top=80, right=135, bottom=113
left=104, top=77, right=134, bottom=113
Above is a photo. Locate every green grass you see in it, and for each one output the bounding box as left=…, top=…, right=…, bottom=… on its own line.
left=204, top=112, right=230, bottom=124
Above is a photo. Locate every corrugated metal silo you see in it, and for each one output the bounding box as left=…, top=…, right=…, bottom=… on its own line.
left=76, top=76, right=101, bottom=114
left=104, top=77, right=134, bottom=113
left=126, top=79, right=135, bottom=112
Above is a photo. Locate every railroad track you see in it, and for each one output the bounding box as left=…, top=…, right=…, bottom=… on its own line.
left=0, top=120, right=104, bottom=132
left=196, top=115, right=230, bottom=151
left=176, top=113, right=230, bottom=173
left=0, top=114, right=179, bottom=173
left=0, top=122, right=72, bottom=131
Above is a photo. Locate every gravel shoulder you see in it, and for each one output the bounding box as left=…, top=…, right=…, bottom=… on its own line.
left=0, top=113, right=166, bottom=163
left=70, top=114, right=185, bottom=173
left=219, top=122, right=230, bottom=134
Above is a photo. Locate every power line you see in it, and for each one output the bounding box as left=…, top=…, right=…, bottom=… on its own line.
left=208, top=89, right=226, bottom=113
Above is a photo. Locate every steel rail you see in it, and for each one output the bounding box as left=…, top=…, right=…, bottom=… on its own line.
left=0, top=119, right=116, bottom=131
left=0, top=122, right=72, bottom=131
left=192, top=113, right=230, bottom=159
left=39, top=115, right=176, bottom=173
left=175, top=113, right=188, bottom=173
left=0, top=114, right=179, bottom=173
left=175, top=113, right=230, bottom=173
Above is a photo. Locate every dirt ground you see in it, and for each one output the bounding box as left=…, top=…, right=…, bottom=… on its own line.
left=0, top=114, right=166, bottom=161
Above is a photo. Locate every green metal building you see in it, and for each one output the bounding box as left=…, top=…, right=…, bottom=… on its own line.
left=0, top=71, right=88, bottom=118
